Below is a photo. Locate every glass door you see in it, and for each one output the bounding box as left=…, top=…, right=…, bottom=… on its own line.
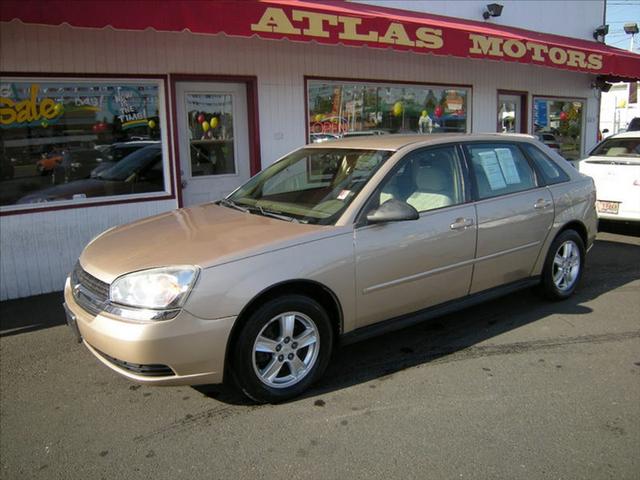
left=176, top=82, right=250, bottom=206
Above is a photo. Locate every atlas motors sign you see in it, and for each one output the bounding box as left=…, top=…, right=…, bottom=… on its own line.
left=250, top=6, right=604, bottom=72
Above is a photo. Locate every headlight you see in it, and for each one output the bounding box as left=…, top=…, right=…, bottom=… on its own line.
left=110, top=266, right=198, bottom=310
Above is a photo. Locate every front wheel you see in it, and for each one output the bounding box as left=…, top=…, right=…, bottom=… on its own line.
left=231, top=295, right=333, bottom=403
left=540, top=230, right=585, bottom=300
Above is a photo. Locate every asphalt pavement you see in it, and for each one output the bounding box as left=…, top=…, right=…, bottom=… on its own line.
left=1, top=222, right=639, bottom=480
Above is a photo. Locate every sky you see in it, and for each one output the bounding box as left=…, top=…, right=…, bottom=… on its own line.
left=605, top=0, right=640, bottom=51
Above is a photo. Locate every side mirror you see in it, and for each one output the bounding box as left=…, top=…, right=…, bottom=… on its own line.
left=366, top=199, right=419, bottom=224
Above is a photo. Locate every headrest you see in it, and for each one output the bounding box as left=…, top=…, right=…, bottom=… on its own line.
left=415, top=165, right=449, bottom=191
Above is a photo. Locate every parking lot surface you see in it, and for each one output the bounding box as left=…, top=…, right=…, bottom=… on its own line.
left=1, top=224, right=639, bottom=479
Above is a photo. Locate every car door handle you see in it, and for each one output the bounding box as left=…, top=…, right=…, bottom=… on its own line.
left=450, top=217, right=474, bottom=230
left=534, top=199, right=551, bottom=210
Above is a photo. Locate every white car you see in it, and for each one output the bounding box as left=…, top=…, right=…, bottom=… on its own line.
left=578, top=132, right=640, bottom=222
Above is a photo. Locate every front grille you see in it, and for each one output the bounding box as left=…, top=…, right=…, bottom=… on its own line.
left=71, top=262, right=110, bottom=316
left=94, top=347, right=175, bottom=377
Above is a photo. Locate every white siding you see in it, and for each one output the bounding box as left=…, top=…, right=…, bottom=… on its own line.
left=0, top=200, right=175, bottom=300
left=1, top=22, right=600, bottom=299
left=353, top=1, right=605, bottom=41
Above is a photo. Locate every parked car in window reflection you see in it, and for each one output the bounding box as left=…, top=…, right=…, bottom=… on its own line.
left=17, top=145, right=164, bottom=204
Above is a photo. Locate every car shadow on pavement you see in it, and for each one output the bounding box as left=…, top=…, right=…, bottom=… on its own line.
left=197, top=235, right=640, bottom=405
left=0, top=291, right=65, bottom=337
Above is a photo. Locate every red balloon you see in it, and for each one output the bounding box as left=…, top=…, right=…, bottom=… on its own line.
left=434, top=106, right=443, bottom=118
left=197, top=114, right=205, bottom=123
left=559, top=111, right=568, bottom=121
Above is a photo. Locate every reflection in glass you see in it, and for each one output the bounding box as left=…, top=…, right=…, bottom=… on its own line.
left=498, top=101, right=517, bottom=133
left=185, top=93, right=235, bottom=177
left=533, top=98, right=584, bottom=161
left=0, top=79, right=164, bottom=207
left=308, top=81, right=468, bottom=142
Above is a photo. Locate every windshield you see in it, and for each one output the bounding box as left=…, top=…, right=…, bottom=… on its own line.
left=99, top=146, right=161, bottom=181
left=228, top=147, right=393, bottom=224
left=590, top=137, right=640, bottom=158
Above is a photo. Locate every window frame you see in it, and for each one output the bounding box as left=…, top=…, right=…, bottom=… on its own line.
left=531, top=94, right=587, bottom=162
left=0, top=73, right=174, bottom=216
left=355, top=143, right=471, bottom=226
left=305, top=76, right=473, bottom=142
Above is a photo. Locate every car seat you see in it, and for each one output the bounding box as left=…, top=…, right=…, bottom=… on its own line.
left=405, top=164, right=453, bottom=211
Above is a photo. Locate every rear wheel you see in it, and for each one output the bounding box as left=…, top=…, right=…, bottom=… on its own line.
left=540, top=230, right=585, bottom=300
left=232, top=295, right=333, bottom=403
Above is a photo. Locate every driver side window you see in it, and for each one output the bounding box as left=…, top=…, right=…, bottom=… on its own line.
left=378, top=145, right=464, bottom=213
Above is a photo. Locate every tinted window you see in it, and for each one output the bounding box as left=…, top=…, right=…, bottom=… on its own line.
left=377, top=145, right=464, bottom=213
left=521, top=144, right=569, bottom=185
left=466, top=143, right=537, bottom=199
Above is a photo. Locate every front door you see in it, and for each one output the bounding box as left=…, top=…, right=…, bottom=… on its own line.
left=354, top=145, right=477, bottom=328
left=176, top=81, right=251, bottom=206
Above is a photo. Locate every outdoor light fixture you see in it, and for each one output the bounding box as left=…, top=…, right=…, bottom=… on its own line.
left=592, top=24, right=609, bottom=41
left=623, top=23, right=639, bottom=35
left=483, top=3, right=503, bottom=20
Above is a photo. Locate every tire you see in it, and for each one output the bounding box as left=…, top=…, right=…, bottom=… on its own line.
left=231, top=295, right=333, bottom=403
left=539, top=230, right=585, bottom=300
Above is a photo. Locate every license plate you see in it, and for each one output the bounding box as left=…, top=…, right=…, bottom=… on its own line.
left=596, top=200, right=619, bottom=214
left=63, top=303, right=82, bottom=343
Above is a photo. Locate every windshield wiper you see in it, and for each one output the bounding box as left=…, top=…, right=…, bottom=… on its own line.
left=254, top=205, right=299, bottom=223
left=218, top=198, right=250, bottom=213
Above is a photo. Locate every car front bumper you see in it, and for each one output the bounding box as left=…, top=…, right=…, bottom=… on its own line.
left=64, top=279, right=236, bottom=386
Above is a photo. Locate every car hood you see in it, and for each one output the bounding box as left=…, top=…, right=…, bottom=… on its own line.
left=80, top=203, right=333, bottom=283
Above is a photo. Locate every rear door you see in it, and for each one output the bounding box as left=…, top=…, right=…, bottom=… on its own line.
left=464, top=142, right=554, bottom=294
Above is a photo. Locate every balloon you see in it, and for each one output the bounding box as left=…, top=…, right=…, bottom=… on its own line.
left=210, top=117, right=219, bottom=129
left=54, top=103, right=64, bottom=116
left=197, top=114, right=205, bottom=123
left=559, top=111, right=568, bottom=121
left=434, top=106, right=443, bottom=118
left=148, top=120, right=156, bottom=129
left=392, top=102, right=403, bottom=117
left=201, top=120, right=210, bottom=132
left=421, top=110, right=427, bottom=117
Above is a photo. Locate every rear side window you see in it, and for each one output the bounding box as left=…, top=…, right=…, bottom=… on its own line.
left=589, top=137, right=640, bottom=157
left=466, top=143, right=538, bottom=200
left=521, top=144, right=569, bottom=185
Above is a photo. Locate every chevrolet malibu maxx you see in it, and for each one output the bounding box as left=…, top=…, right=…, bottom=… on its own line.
left=65, top=134, right=597, bottom=402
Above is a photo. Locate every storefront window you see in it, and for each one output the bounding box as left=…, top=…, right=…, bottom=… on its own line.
left=0, top=77, right=168, bottom=209
left=307, top=80, right=469, bottom=142
left=533, top=97, right=584, bottom=161
left=186, top=93, right=235, bottom=176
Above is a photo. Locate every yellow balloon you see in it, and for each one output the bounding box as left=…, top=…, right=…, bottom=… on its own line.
left=148, top=120, right=156, bottom=129
left=54, top=103, right=64, bottom=115
left=393, top=102, right=403, bottom=117
left=210, top=117, right=219, bottom=129
left=421, top=110, right=427, bottom=117
left=201, top=121, right=210, bottom=132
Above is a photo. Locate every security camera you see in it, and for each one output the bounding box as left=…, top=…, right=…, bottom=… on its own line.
left=593, top=24, right=609, bottom=41
left=483, top=3, right=504, bottom=20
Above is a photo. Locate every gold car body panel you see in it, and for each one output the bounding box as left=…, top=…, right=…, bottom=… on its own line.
left=65, top=134, right=597, bottom=386
left=354, top=204, right=476, bottom=327
left=64, top=279, right=235, bottom=385
left=470, top=187, right=555, bottom=294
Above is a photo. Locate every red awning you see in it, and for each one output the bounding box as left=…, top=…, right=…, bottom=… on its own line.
left=2, top=0, right=639, bottom=81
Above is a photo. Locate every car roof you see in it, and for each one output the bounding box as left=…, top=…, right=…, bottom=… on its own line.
left=303, top=133, right=536, bottom=151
